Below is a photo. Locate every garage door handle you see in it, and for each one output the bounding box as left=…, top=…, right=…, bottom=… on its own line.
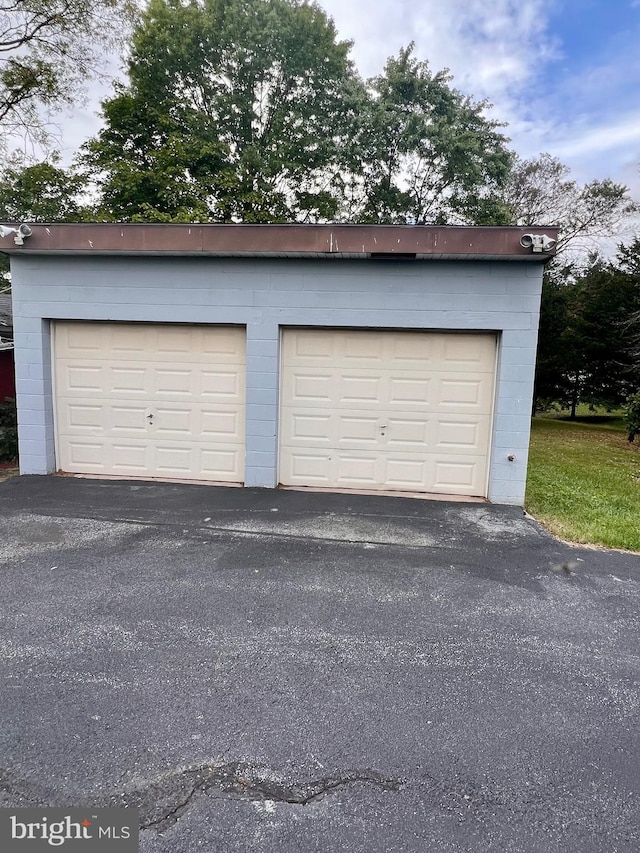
left=146, top=414, right=154, bottom=421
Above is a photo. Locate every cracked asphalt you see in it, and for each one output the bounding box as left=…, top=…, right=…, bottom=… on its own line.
left=1, top=475, right=639, bottom=852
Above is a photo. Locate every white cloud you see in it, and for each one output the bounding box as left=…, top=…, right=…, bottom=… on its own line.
left=551, top=115, right=640, bottom=160
left=322, top=0, right=556, bottom=100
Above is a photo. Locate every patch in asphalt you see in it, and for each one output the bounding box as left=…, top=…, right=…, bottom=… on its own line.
left=0, top=514, right=146, bottom=562
left=455, top=507, right=541, bottom=539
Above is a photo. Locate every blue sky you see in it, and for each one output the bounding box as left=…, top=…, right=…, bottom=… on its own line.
left=319, top=0, right=640, bottom=195
left=54, top=0, right=640, bottom=201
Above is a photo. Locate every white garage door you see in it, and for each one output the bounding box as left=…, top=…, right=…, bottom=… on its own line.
left=280, top=329, right=496, bottom=496
left=54, top=322, right=245, bottom=482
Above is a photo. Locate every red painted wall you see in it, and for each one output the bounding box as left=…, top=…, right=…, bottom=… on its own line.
left=0, top=349, right=15, bottom=401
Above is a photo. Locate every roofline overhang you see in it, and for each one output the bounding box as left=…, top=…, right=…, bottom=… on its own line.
left=0, top=223, right=560, bottom=261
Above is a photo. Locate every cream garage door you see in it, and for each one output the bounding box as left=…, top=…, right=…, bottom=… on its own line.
left=280, top=329, right=496, bottom=496
left=54, top=322, right=245, bottom=482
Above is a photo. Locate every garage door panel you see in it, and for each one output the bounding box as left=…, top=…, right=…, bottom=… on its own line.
left=283, top=411, right=490, bottom=456
left=110, top=366, right=148, bottom=394
left=201, top=370, right=243, bottom=400
left=284, top=412, right=333, bottom=443
left=385, top=417, right=429, bottom=447
left=285, top=329, right=480, bottom=371
left=63, top=440, right=106, bottom=468
left=284, top=367, right=493, bottom=413
left=383, top=457, right=427, bottom=489
left=55, top=322, right=245, bottom=482
left=154, top=445, right=194, bottom=474
left=200, top=448, right=242, bottom=475
left=111, top=405, right=149, bottom=433
left=282, top=446, right=485, bottom=495
left=388, top=377, right=430, bottom=405
left=60, top=364, right=104, bottom=394
left=340, top=375, right=381, bottom=403
left=340, top=415, right=380, bottom=444
left=61, top=403, right=104, bottom=431
left=286, top=331, right=335, bottom=360
left=56, top=323, right=246, bottom=362
left=280, top=329, right=496, bottom=497
left=288, top=373, right=332, bottom=403
left=59, top=324, right=105, bottom=355
left=442, top=334, right=496, bottom=367
left=154, top=368, right=193, bottom=395
left=433, top=460, right=480, bottom=491
left=200, top=410, right=242, bottom=439
left=435, top=418, right=491, bottom=452
left=336, top=455, right=379, bottom=485
left=287, top=451, right=332, bottom=483
left=113, top=443, right=149, bottom=470
left=438, top=378, right=484, bottom=407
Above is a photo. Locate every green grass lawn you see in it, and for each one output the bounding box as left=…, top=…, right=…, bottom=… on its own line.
left=526, top=415, right=640, bottom=552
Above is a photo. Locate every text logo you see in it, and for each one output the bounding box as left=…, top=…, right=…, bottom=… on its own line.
left=0, top=809, right=138, bottom=851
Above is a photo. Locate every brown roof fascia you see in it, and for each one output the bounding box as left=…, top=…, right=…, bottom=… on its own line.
left=0, top=223, right=559, bottom=260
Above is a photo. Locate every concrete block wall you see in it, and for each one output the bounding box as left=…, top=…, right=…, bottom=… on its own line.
left=10, top=255, right=544, bottom=504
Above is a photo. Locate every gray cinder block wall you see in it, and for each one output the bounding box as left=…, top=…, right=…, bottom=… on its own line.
left=10, top=255, right=544, bottom=504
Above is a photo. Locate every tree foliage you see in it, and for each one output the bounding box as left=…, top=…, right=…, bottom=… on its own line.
left=346, top=45, right=513, bottom=225
left=0, top=0, right=138, bottom=145
left=619, top=238, right=640, bottom=376
left=82, top=1, right=513, bottom=225
left=503, top=153, right=637, bottom=254
left=0, top=155, right=88, bottom=289
left=534, top=244, right=640, bottom=416
left=0, top=397, right=18, bottom=460
left=0, top=156, right=87, bottom=221
left=83, top=0, right=364, bottom=223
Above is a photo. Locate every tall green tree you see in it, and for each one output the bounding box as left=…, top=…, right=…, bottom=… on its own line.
left=533, top=266, right=579, bottom=413
left=0, top=0, right=138, bottom=146
left=345, top=45, right=513, bottom=225
left=534, top=247, right=640, bottom=417
left=83, top=0, right=364, bottom=222
left=83, top=2, right=515, bottom=225
left=617, top=238, right=640, bottom=379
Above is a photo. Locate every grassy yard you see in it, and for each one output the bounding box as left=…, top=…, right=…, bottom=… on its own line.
left=526, top=414, right=640, bottom=552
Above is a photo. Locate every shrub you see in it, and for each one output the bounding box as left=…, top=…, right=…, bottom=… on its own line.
left=625, top=391, right=640, bottom=443
left=0, top=397, right=18, bottom=461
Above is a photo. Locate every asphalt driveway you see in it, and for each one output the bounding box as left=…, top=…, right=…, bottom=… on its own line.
left=0, top=476, right=639, bottom=852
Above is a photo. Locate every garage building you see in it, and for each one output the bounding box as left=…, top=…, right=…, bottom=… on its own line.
left=2, top=223, right=557, bottom=504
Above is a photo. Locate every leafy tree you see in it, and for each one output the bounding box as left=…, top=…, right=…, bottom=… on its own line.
left=83, top=0, right=364, bottom=223
left=533, top=266, right=579, bottom=413
left=345, top=45, right=513, bottom=225
left=618, top=238, right=640, bottom=380
left=0, top=155, right=88, bottom=290
left=573, top=257, right=640, bottom=409
left=83, top=3, right=515, bottom=225
left=503, top=153, right=637, bottom=255
left=534, top=246, right=640, bottom=417
left=0, top=0, right=138, bottom=146
left=0, top=156, right=87, bottom=221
